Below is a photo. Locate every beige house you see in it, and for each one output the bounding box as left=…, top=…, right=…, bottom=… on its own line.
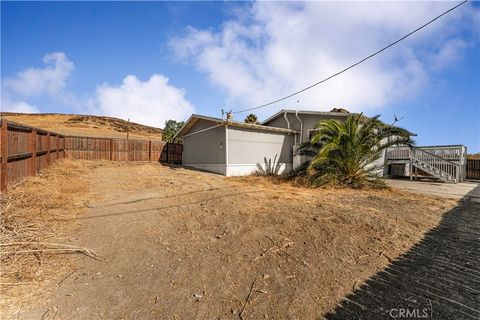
left=174, top=109, right=353, bottom=176
left=175, top=108, right=466, bottom=183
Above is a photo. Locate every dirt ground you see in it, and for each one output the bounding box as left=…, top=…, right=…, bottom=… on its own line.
left=1, top=161, right=459, bottom=319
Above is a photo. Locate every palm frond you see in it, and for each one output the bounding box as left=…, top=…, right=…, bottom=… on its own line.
left=295, top=113, right=413, bottom=188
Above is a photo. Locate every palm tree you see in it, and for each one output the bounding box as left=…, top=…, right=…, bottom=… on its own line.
left=244, top=113, right=258, bottom=124
left=307, top=114, right=413, bottom=188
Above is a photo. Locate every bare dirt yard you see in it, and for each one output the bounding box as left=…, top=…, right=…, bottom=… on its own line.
left=1, top=160, right=461, bottom=319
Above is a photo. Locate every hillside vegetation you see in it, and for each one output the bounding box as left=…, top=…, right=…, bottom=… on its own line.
left=0, top=113, right=163, bottom=140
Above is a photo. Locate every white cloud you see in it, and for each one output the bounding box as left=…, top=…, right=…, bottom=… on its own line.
left=170, top=2, right=478, bottom=116
left=92, top=74, right=194, bottom=127
left=1, top=51, right=74, bottom=114
left=431, top=38, right=469, bottom=70
left=4, top=52, right=74, bottom=97
left=1, top=52, right=195, bottom=127
left=1, top=97, right=39, bottom=113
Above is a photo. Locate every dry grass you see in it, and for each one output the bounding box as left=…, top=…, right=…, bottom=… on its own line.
left=228, top=174, right=457, bottom=254
left=0, top=159, right=94, bottom=313
left=1, top=113, right=163, bottom=140
left=0, top=161, right=459, bottom=318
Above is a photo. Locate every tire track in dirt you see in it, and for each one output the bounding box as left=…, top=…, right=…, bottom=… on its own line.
left=20, top=161, right=461, bottom=320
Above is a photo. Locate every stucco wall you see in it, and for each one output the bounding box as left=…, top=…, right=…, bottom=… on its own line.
left=183, top=122, right=226, bottom=175
left=266, top=114, right=300, bottom=131
left=299, top=114, right=349, bottom=142
left=265, top=112, right=350, bottom=143
left=188, top=119, right=221, bottom=134
left=226, top=126, right=294, bottom=176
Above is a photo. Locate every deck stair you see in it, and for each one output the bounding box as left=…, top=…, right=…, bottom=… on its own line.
left=410, top=147, right=458, bottom=183
left=386, top=145, right=466, bottom=183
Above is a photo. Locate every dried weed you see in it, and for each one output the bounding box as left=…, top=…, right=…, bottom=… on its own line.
left=0, top=159, right=94, bottom=310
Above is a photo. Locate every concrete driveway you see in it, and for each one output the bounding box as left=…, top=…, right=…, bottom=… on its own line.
left=386, top=179, right=480, bottom=202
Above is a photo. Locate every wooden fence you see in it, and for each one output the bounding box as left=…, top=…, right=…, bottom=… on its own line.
left=65, top=136, right=164, bottom=162
left=0, top=120, right=182, bottom=192
left=466, top=158, right=480, bottom=180
left=0, top=120, right=66, bottom=191
left=64, top=136, right=182, bottom=163
left=160, top=142, right=183, bottom=164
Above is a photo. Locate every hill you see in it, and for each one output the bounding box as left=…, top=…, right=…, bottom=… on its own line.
left=0, top=113, right=163, bottom=140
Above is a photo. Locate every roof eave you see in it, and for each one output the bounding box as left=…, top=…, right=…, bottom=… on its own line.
left=175, top=114, right=297, bottom=139
left=174, top=114, right=225, bottom=139
left=228, top=121, right=296, bottom=134
left=261, top=109, right=355, bottom=125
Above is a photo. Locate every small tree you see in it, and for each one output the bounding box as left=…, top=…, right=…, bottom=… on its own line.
left=244, top=113, right=258, bottom=124
left=162, top=119, right=185, bottom=143
left=306, top=114, right=414, bottom=188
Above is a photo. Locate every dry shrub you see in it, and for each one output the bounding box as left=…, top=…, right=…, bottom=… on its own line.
left=236, top=170, right=388, bottom=191
left=0, top=159, right=93, bottom=306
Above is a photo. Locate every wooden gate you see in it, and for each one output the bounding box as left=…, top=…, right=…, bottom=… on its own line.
left=161, top=143, right=182, bottom=164
left=466, top=158, right=480, bottom=180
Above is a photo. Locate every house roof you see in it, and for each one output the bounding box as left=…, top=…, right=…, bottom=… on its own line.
left=174, top=114, right=297, bottom=139
left=261, top=109, right=358, bottom=125
left=176, top=110, right=416, bottom=139
left=261, top=109, right=417, bottom=136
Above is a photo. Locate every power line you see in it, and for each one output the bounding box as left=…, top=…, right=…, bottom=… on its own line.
left=231, top=0, right=468, bottom=114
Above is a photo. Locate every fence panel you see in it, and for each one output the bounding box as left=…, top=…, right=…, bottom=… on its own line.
left=150, top=141, right=161, bottom=162
left=65, top=136, right=113, bottom=160
left=165, top=143, right=183, bottom=164
left=8, top=129, right=30, bottom=156
left=466, top=159, right=480, bottom=180
left=0, top=120, right=66, bottom=191
left=7, top=158, right=30, bottom=186
left=1, top=120, right=183, bottom=192
left=63, top=136, right=177, bottom=164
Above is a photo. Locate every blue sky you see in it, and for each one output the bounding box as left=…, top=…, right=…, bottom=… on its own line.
left=1, top=1, right=479, bottom=152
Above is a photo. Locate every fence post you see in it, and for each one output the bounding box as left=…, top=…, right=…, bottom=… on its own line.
left=1, top=121, right=8, bottom=192
left=456, top=160, right=460, bottom=183
left=110, top=139, right=114, bottom=161
left=62, top=136, right=65, bottom=159
left=29, top=129, right=37, bottom=176
left=459, top=146, right=465, bottom=181
left=409, top=149, right=413, bottom=181
left=166, top=142, right=169, bottom=163
left=46, top=132, right=51, bottom=166
left=56, top=134, right=60, bottom=160
left=148, top=140, right=152, bottom=162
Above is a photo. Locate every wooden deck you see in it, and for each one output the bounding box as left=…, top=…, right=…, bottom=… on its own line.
left=385, top=145, right=467, bottom=183
left=386, top=145, right=466, bottom=161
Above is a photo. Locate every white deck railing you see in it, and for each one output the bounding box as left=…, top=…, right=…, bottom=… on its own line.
left=386, top=145, right=466, bottom=161
left=386, top=146, right=411, bottom=160
left=411, top=147, right=459, bottom=182
left=417, top=145, right=466, bottom=161
left=386, top=145, right=466, bottom=182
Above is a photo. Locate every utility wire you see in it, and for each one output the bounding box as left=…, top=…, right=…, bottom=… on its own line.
left=231, top=0, right=468, bottom=114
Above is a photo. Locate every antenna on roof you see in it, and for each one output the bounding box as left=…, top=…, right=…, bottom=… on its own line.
left=226, top=110, right=233, bottom=122
left=221, top=108, right=233, bottom=122
left=392, top=114, right=404, bottom=126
